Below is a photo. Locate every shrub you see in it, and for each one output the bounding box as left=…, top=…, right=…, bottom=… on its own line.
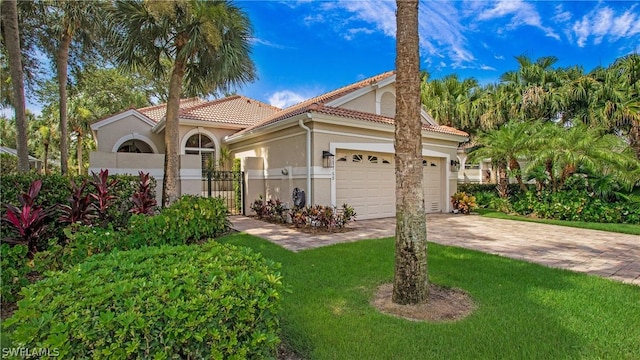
left=451, top=192, right=477, bottom=214
left=457, top=183, right=522, bottom=197
left=35, top=196, right=232, bottom=272
left=128, top=195, right=230, bottom=247
left=2, top=180, right=55, bottom=255
left=0, top=244, right=30, bottom=303
left=0, top=153, right=18, bottom=174
left=90, top=169, right=119, bottom=227
left=5, top=242, right=285, bottom=359
left=58, top=179, right=95, bottom=226
left=129, top=171, right=157, bottom=215
left=289, top=203, right=357, bottom=231
left=232, top=158, right=242, bottom=213
left=0, top=173, right=156, bottom=240
left=474, top=191, right=497, bottom=209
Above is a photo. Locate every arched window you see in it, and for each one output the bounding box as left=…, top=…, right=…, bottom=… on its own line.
left=117, top=139, right=154, bottom=153
left=185, top=133, right=216, bottom=173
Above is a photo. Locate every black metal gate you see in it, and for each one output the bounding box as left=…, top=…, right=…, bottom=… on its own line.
left=203, top=171, right=244, bottom=215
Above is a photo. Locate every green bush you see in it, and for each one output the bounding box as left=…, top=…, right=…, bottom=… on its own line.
left=458, top=183, right=522, bottom=197
left=129, top=195, right=230, bottom=246
left=0, top=244, right=30, bottom=303
left=0, top=173, right=156, bottom=240
left=5, top=242, right=285, bottom=359
left=0, top=153, right=18, bottom=174
left=232, top=158, right=242, bottom=213
left=35, top=196, right=231, bottom=272
left=510, top=190, right=639, bottom=224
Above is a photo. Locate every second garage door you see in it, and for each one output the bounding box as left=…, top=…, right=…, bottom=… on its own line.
left=336, top=150, right=443, bottom=220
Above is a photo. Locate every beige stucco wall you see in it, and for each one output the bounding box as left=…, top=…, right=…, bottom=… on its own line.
left=94, top=115, right=164, bottom=153
left=340, top=91, right=376, bottom=113
left=229, top=117, right=463, bottom=215
left=89, top=152, right=165, bottom=205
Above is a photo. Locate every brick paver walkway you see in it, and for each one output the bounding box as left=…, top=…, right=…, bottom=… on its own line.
left=230, top=214, right=640, bottom=285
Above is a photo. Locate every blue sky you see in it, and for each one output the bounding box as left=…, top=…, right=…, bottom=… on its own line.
left=237, top=0, right=640, bottom=108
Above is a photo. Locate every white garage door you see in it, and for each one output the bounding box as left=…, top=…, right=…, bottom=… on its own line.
left=335, top=150, right=443, bottom=220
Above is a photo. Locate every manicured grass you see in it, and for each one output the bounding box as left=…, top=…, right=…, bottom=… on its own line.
left=475, top=209, right=640, bottom=235
left=218, top=233, right=640, bottom=360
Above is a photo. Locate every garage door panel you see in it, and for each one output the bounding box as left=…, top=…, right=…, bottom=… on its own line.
left=337, top=151, right=443, bottom=219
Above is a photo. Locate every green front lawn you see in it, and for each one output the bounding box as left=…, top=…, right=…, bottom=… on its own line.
left=476, top=209, right=640, bottom=235
left=219, top=233, right=640, bottom=359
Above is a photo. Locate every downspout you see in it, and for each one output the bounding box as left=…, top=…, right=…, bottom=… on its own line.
left=298, top=118, right=312, bottom=205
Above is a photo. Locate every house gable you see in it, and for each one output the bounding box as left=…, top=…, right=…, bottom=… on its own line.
left=91, top=109, right=156, bottom=131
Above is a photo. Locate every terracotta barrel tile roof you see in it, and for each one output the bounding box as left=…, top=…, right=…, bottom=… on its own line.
left=234, top=71, right=397, bottom=136
left=138, top=98, right=206, bottom=122
left=179, top=95, right=280, bottom=126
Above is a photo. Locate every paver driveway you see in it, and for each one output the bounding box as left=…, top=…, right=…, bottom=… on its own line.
left=230, top=213, right=640, bottom=285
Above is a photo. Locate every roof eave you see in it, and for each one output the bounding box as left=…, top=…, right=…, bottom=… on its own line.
left=224, top=113, right=310, bottom=144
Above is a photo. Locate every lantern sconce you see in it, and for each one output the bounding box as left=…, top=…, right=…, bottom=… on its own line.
left=322, top=151, right=335, bottom=168
left=450, top=159, right=461, bottom=172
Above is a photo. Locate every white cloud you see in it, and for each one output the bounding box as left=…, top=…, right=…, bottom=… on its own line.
left=480, top=64, right=496, bottom=71
left=322, top=1, right=474, bottom=68
left=494, top=55, right=505, bottom=60
left=570, top=5, right=640, bottom=47
left=268, top=90, right=307, bottom=108
left=476, top=0, right=559, bottom=40
left=250, top=38, right=285, bottom=49
left=552, top=4, right=572, bottom=23
left=344, top=27, right=375, bottom=41
left=303, top=14, right=325, bottom=26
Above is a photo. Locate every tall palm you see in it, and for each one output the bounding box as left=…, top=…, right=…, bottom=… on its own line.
left=27, top=0, right=106, bottom=175
left=1, top=0, right=29, bottom=172
left=111, top=0, right=256, bottom=207
left=421, top=74, right=481, bottom=134
left=67, top=97, right=95, bottom=175
left=393, top=0, right=428, bottom=305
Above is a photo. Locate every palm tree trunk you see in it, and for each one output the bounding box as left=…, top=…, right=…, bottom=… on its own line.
left=162, top=54, right=186, bottom=207
left=2, top=0, right=29, bottom=173
left=77, top=132, right=83, bottom=175
left=392, top=0, right=428, bottom=305
left=56, top=31, right=72, bottom=175
left=497, top=163, right=509, bottom=198
left=509, top=157, right=526, bottom=191
left=43, top=142, right=49, bottom=174
left=630, top=122, right=640, bottom=160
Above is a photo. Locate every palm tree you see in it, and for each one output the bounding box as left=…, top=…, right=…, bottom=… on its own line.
left=421, top=74, right=482, bottom=134
left=393, top=0, right=428, bottom=305
left=469, top=121, right=540, bottom=195
left=111, top=0, right=256, bottom=207
left=67, top=97, right=95, bottom=175
left=27, top=0, right=106, bottom=175
left=527, top=123, right=639, bottom=191
left=1, top=0, right=29, bottom=172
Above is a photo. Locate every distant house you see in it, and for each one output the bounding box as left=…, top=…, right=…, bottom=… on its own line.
left=0, top=146, right=42, bottom=172
left=90, top=71, right=468, bottom=219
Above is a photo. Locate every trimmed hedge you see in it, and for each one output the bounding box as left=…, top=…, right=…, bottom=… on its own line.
left=35, top=195, right=231, bottom=272
left=457, top=183, right=522, bottom=197
left=0, top=173, right=156, bottom=237
left=4, top=242, right=284, bottom=359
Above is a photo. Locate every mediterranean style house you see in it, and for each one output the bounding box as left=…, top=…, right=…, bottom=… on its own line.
left=90, top=71, right=469, bottom=220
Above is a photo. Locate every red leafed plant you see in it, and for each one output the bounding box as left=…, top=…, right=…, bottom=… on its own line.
left=2, top=180, right=53, bottom=256
left=59, top=178, right=96, bottom=225
left=130, top=171, right=157, bottom=215
left=90, top=169, right=119, bottom=227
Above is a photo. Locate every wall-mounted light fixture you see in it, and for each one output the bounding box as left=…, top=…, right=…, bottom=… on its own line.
left=450, top=159, right=461, bottom=172
left=322, top=150, right=335, bottom=168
